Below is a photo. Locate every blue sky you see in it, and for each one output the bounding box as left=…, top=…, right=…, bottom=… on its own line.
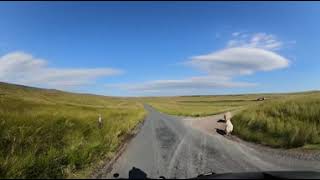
left=0, top=2, right=319, bottom=96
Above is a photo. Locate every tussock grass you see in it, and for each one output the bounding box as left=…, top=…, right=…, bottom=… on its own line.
left=0, top=82, right=145, bottom=178
left=232, top=92, right=320, bottom=149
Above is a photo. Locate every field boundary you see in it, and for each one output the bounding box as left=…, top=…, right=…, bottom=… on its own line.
left=90, top=117, right=146, bottom=179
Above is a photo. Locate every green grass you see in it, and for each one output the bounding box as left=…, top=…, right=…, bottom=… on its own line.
left=302, top=144, right=320, bottom=150
left=232, top=92, right=320, bottom=149
left=139, top=94, right=279, bottom=117
left=0, top=82, right=146, bottom=178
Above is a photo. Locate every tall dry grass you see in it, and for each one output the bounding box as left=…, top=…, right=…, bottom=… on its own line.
left=232, top=92, right=320, bottom=148
left=0, top=82, right=145, bottom=178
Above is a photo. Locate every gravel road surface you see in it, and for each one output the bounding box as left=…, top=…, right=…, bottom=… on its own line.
left=98, top=105, right=320, bottom=179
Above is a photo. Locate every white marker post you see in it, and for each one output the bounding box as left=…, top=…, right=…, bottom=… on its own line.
left=98, top=114, right=102, bottom=129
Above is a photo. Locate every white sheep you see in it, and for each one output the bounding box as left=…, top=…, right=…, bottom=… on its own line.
left=224, top=112, right=233, bottom=135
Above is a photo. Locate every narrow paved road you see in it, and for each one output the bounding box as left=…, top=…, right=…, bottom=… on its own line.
left=100, top=105, right=320, bottom=179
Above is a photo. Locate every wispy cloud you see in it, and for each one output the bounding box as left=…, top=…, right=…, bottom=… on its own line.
left=227, top=32, right=284, bottom=51
left=232, top=32, right=241, bottom=37
left=110, top=76, right=255, bottom=92
left=0, top=51, right=123, bottom=89
left=111, top=32, right=291, bottom=95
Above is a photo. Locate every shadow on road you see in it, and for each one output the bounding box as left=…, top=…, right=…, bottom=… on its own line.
left=217, top=119, right=226, bottom=123
left=215, top=128, right=226, bottom=136
left=128, top=167, right=148, bottom=179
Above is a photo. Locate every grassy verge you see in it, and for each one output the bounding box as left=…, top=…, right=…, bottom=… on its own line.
left=232, top=92, right=320, bottom=149
left=0, top=82, right=146, bottom=178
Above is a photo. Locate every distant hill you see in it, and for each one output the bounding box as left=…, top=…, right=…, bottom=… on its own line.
left=0, top=81, right=129, bottom=108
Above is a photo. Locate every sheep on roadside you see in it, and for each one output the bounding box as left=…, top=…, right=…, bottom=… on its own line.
left=224, top=112, right=233, bottom=135
left=225, top=119, right=233, bottom=136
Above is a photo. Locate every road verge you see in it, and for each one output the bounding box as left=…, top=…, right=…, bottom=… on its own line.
left=90, top=117, right=146, bottom=178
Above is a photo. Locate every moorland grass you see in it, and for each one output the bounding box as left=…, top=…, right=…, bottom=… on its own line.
left=1, top=81, right=319, bottom=179
left=232, top=92, right=320, bottom=148
left=140, top=94, right=277, bottom=117
left=0, top=82, right=145, bottom=178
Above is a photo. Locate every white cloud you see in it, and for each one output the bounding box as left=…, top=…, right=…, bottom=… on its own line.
left=227, top=32, right=283, bottom=51
left=232, top=32, right=241, bottom=37
left=189, top=47, right=289, bottom=76
left=113, top=76, right=255, bottom=92
left=112, top=32, right=291, bottom=95
left=0, top=51, right=122, bottom=89
left=115, top=47, right=289, bottom=94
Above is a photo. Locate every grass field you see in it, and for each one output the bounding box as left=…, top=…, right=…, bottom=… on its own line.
left=0, top=82, right=146, bottom=178
left=140, top=94, right=279, bottom=117
left=232, top=92, right=320, bottom=149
